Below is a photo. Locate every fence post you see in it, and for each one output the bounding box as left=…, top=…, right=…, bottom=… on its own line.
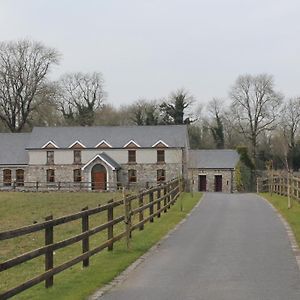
left=149, top=191, right=154, bottom=223
left=287, top=172, right=291, bottom=209
left=36, top=181, right=39, bottom=191
left=279, top=176, right=282, bottom=195
left=171, top=182, right=175, bottom=205
left=107, top=200, right=114, bottom=251
left=45, top=215, right=54, bottom=288
left=138, top=192, right=144, bottom=231
left=163, top=185, right=167, bottom=213
left=167, top=183, right=171, bottom=209
left=124, top=196, right=131, bottom=249
left=157, top=187, right=161, bottom=218
left=81, top=206, right=89, bottom=267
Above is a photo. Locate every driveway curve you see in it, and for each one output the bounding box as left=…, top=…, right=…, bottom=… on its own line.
left=98, top=193, right=300, bottom=300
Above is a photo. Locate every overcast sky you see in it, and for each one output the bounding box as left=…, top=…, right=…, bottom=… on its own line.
left=1, top=0, right=300, bottom=106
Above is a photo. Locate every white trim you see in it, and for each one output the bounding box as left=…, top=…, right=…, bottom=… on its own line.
left=95, top=140, right=112, bottom=148
left=123, top=140, right=141, bottom=148
left=152, top=140, right=169, bottom=148
left=41, top=141, right=59, bottom=149
left=82, top=154, right=116, bottom=171
left=68, top=140, right=86, bottom=149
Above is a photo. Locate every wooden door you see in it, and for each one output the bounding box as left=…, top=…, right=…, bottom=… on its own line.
left=92, top=172, right=106, bottom=190
left=198, top=175, right=207, bottom=191
left=215, top=175, right=222, bottom=192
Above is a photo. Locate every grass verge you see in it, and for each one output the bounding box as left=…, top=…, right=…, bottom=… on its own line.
left=260, top=192, right=300, bottom=247
left=2, top=192, right=202, bottom=300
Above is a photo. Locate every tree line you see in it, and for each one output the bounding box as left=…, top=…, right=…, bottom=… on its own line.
left=0, top=39, right=299, bottom=171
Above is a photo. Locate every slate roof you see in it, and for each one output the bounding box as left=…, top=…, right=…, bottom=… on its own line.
left=188, top=150, right=239, bottom=169
left=82, top=152, right=121, bottom=170
left=99, top=152, right=121, bottom=170
left=27, top=125, right=189, bottom=149
left=0, top=133, right=30, bottom=165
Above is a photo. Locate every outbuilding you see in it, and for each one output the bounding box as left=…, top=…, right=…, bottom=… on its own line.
left=188, top=150, right=240, bottom=193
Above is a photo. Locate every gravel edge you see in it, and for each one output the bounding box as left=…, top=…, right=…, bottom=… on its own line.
left=259, top=194, right=300, bottom=271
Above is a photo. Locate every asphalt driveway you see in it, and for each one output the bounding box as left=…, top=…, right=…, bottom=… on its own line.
left=97, top=193, right=300, bottom=300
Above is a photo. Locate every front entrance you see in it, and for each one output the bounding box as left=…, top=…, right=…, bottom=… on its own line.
left=91, top=164, right=107, bottom=190
left=215, top=175, right=222, bottom=192
left=198, top=175, right=207, bottom=192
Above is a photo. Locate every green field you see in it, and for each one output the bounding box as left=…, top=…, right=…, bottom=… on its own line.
left=260, top=193, right=300, bottom=247
left=0, top=191, right=202, bottom=299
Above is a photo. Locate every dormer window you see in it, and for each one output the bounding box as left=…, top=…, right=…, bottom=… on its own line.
left=47, top=151, right=54, bottom=165
left=123, top=140, right=141, bottom=148
left=74, top=150, right=82, bottom=164
left=95, top=140, right=112, bottom=148
left=69, top=141, right=86, bottom=149
left=42, top=141, right=59, bottom=149
left=152, top=140, right=169, bottom=148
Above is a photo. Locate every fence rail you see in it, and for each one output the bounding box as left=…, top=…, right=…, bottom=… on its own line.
left=258, top=172, right=300, bottom=202
left=0, top=180, right=165, bottom=192
left=0, top=178, right=182, bottom=299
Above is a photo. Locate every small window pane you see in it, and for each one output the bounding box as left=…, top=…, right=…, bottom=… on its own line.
left=157, top=150, right=165, bottom=163
left=16, top=169, right=24, bottom=186
left=128, top=169, right=137, bottom=183
left=73, top=169, right=82, bottom=182
left=47, top=169, right=55, bottom=182
left=3, top=169, right=12, bottom=186
left=47, top=151, right=54, bottom=164
left=128, top=150, right=136, bottom=163
left=74, top=150, right=82, bottom=164
left=157, top=169, right=166, bottom=182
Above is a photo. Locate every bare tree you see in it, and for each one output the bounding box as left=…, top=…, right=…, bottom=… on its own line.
left=281, top=97, right=300, bottom=149
left=279, top=97, right=300, bottom=170
left=129, top=99, right=160, bottom=125
left=58, top=72, right=106, bottom=126
left=229, top=74, right=283, bottom=167
left=160, top=89, right=194, bottom=124
left=0, top=40, right=60, bottom=132
left=207, top=98, right=225, bottom=149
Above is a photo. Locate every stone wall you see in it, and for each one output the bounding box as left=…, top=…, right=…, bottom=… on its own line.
left=119, top=163, right=182, bottom=188
left=26, top=162, right=182, bottom=191
left=27, top=165, right=82, bottom=182
left=189, top=169, right=236, bottom=193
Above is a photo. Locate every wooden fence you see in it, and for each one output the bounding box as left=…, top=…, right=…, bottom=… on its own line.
left=0, top=178, right=182, bottom=299
left=258, top=172, right=300, bottom=202
left=0, top=180, right=163, bottom=192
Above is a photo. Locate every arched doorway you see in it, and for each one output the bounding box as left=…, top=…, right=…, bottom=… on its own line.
left=91, top=164, right=107, bottom=190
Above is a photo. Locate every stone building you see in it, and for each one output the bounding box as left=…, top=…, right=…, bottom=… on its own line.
left=0, top=133, right=30, bottom=188
left=0, top=126, right=241, bottom=192
left=188, top=150, right=239, bottom=193
left=0, top=125, right=189, bottom=190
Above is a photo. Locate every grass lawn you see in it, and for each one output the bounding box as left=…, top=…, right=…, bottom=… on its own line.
left=260, top=193, right=300, bottom=247
left=0, top=191, right=202, bottom=299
